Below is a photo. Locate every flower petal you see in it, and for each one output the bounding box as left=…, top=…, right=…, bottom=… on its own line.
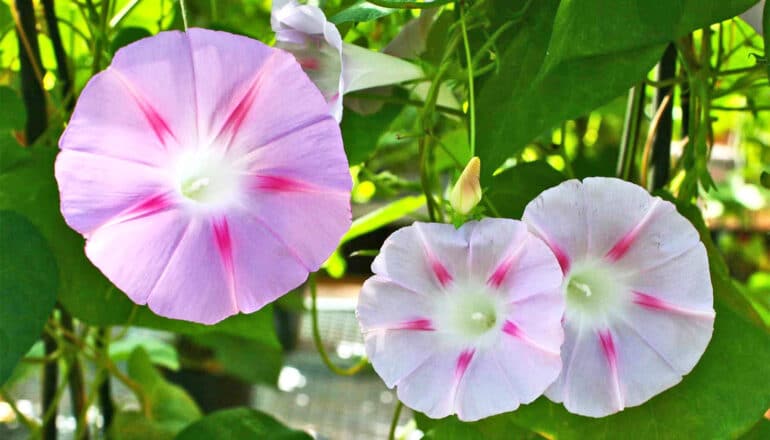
left=371, top=222, right=470, bottom=293
left=357, top=276, right=435, bottom=331
left=223, top=213, right=312, bottom=313
left=144, top=216, right=238, bottom=324
left=109, top=30, right=199, bottom=149
left=58, top=69, right=172, bottom=167
left=522, top=179, right=588, bottom=273
left=395, top=349, right=464, bottom=419
left=55, top=150, right=171, bottom=234
left=85, top=208, right=189, bottom=306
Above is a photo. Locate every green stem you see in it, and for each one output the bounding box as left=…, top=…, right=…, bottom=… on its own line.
left=387, top=400, right=404, bottom=440
left=0, top=390, right=38, bottom=432
left=179, top=0, right=188, bottom=30
left=459, top=2, right=476, bottom=156
left=309, top=275, right=369, bottom=376
left=616, top=84, right=645, bottom=181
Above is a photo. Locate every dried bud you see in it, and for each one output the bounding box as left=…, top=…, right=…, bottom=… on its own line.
left=450, top=157, right=482, bottom=215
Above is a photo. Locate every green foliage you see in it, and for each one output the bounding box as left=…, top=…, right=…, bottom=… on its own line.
left=477, top=0, right=760, bottom=183
left=421, top=202, right=770, bottom=439
left=0, top=211, right=58, bottom=385
left=486, top=161, right=566, bottom=220
left=331, top=1, right=396, bottom=24
left=109, top=335, right=180, bottom=371
left=176, top=407, right=312, bottom=440
left=341, top=102, right=403, bottom=164
left=110, top=347, right=201, bottom=440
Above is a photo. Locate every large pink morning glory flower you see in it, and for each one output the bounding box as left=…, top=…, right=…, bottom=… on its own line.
left=357, top=219, right=565, bottom=421
left=271, top=0, right=424, bottom=121
left=56, top=29, right=351, bottom=324
left=522, top=177, right=715, bottom=417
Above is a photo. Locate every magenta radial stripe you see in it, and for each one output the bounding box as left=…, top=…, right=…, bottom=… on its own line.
left=502, top=320, right=559, bottom=356
left=598, top=329, right=623, bottom=410
left=487, top=257, right=513, bottom=288
left=430, top=258, right=453, bottom=287
left=99, top=193, right=174, bottom=231
left=605, top=199, right=661, bottom=262
left=454, top=349, right=476, bottom=382
left=632, top=291, right=715, bottom=320
left=395, top=318, right=435, bottom=331
left=215, top=73, right=264, bottom=148
left=251, top=175, right=314, bottom=193
left=110, top=70, right=177, bottom=148
left=212, top=217, right=238, bottom=309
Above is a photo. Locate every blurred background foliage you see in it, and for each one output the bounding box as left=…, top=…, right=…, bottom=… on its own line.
left=0, top=0, right=768, bottom=439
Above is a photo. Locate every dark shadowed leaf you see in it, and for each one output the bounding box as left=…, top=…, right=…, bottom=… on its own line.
left=486, top=161, right=566, bottom=220
left=0, top=211, right=58, bottom=385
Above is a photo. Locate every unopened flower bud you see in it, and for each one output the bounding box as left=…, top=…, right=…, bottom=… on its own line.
left=450, top=157, right=482, bottom=215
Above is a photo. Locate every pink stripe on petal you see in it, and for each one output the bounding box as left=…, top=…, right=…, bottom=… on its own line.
left=487, top=258, right=513, bottom=288
left=396, top=318, right=435, bottom=331
left=605, top=199, right=660, bottom=262
left=251, top=175, right=313, bottom=192
left=598, top=329, right=623, bottom=410
left=214, top=73, right=263, bottom=148
left=502, top=320, right=559, bottom=356
left=430, top=258, right=453, bottom=287
left=551, top=243, right=571, bottom=274
left=633, top=292, right=715, bottom=320
left=212, top=217, right=238, bottom=309
left=455, top=349, right=475, bottom=382
left=111, top=70, right=177, bottom=148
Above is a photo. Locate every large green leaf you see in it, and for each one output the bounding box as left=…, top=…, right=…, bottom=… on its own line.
left=477, top=0, right=760, bottom=183
left=110, top=347, right=201, bottom=440
left=331, top=1, right=395, bottom=24
left=341, top=102, right=403, bottom=165
left=0, top=211, right=58, bottom=385
left=422, top=200, right=770, bottom=439
left=176, top=407, right=312, bottom=440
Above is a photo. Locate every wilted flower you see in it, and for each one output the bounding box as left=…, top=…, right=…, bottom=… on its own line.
left=56, top=29, right=351, bottom=324
left=271, top=0, right=424, bottom=121
left=357, top=219, right=565, bottom=421
left=522, top=177, right=715, bottom=417
left=450, top=157, right=482, bottom=215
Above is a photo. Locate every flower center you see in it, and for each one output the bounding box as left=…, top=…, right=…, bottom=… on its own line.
left=175, top=149, right=242, bottom=208
left=564, top=259, right=627, bottom=325
left=433, top=281, right=506, bottom=346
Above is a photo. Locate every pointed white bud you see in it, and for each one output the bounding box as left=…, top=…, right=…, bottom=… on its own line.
left=450, top=157, right=482, bottom=215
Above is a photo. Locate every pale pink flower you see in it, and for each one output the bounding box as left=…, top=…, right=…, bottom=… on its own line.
left=522, top=177, right=715, bottom=417
left=271, top=0, right=424, bottom=121
left=56, top=29, right=351, bottom=324
left=357, top=219, right=565, bottom=421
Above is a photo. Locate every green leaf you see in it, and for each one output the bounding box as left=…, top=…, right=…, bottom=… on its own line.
left=422, top=200, right=770, bottom=439
left=110, top=347, right=201, bottom=440
left=478, top=0, right=760, bottom=183
left=340, top=195, right=425, bottom=244
left=186, top=330, right=283, bottom=385
left=341, top=102, right=403, bottom=165
left=486, top=161, right=566, bottom=220
left=331, top=1, right=395, bottom=24
left=0, top=211, right=58, bottom=385
left=176, top=407, right=312, bottom=440
left=109, top=335, right=180, bottom=371
left=0, top=87, right=26, bottom=131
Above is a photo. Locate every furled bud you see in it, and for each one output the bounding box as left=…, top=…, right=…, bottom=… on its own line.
left=450, top=157, right=482, bottom=215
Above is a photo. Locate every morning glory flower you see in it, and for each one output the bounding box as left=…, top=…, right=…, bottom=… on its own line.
left=56, top=29, right=351, bottom=324
left=271, top=0, right=424, bottom=121
left=522, top=177, right=715, bottom=417
left=357, top=219, right=565, bottom=421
